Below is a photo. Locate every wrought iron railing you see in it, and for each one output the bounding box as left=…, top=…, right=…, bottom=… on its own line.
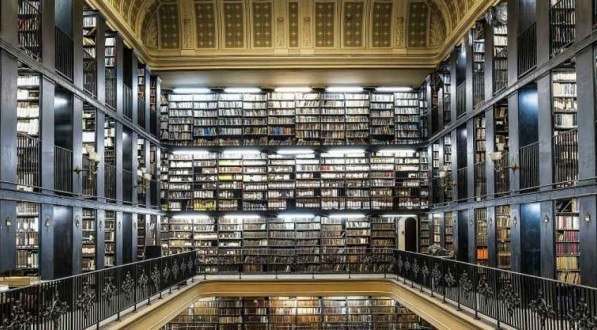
left=474, top=161, right=486, bottom=200
left=17, top=133, right=41, bottom=191
left=1, top=249, right=596, bottom=329
left=105, top=163, right=116, bottom=201
left=123, top=85, right=133, bottom=120
left=137, top=175, right=147, bottom=207
left=456, top=82, right=466, bottom=117
left=82, top=155, right=97, bottom=198
left=105, top=69, right=117, bottom=110
left=55, top=27, right=74, bottom=80
left=493, top=47, right=508, bottom=94
left=550, top=0, right=576, bottom=58
left=83, top=50, right=97, bottom=96
left=457, top=167, right=467, bottom=201
left=518, top=23, right=537, bottom=77
left=553, top=129, right=578, bottom=187
left=18, top=0, right=42, bottom=61
left=494, top=151, right=510, bottom=195
left=138, top=96, right=146, bottom=127
left=473, top=73, right=484, bottom=109
left=54, top=145, right=73, bottom=193
left=520, top=142, right=540, bottom=190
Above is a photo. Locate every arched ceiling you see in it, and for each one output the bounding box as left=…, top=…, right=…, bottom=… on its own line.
left=91, top=0, right=497, bottom=70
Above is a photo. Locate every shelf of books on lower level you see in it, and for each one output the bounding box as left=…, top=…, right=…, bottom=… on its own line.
left=167, top=296, right=430, bottom=329
left=496, top=205, right=511, bottom=270
left=474, top=208, right=489, bottom=266
left=16, top=202, right=39, bottom=273
left=555, top=198, right=580, bottom=284
left=104, top=211, right=116, bottom=268
left=444, top=212, right=454, bottom=252
left=82, top=208, right=96, bottom=271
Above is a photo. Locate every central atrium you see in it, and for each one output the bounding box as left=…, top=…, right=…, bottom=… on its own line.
left=0, top=0, right=596, bottom=329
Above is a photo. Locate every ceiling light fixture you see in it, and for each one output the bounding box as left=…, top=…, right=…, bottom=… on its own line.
left=172, top=87, right=212, bottom=94
left=224, top=87, right=262, bottom=94
left=274, top=87, right=313, bottom=93
left=326, top=86, right=363, bottom=93
left=375, top=87, right=413, bottom=92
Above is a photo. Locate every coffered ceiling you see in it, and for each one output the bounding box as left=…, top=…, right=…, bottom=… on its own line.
left=89, top=0, right=497, bottom=70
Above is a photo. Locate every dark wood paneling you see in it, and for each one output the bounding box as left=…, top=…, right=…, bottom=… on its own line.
left=520, top=202, right=541, bottom=276
left=53, top=205, right=73, bottom=279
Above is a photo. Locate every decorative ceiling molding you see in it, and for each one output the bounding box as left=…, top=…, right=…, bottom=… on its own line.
left=88, top=0, right=498, bottom=70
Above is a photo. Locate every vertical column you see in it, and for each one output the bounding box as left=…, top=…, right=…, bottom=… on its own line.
left=115, top=123, right=123, bottom=203
left=507, top=0, right=519, bottom=85
left=0, top=52, right=18, bottom=192
left=72, top=207, right=83, bottom=274
left=510, top=204, right=521, bottom=272
left=487, top=206, right=497, bottom=268
left=96, top=112, right=106, bottom=200
left=144, top=140, right=151, bottom=207
left=96, top=15, right=107, bottom=105
left=72, top=97, right=83, bottom=195
left=41, top=0, right=56, bottom=70
left=131, top=54, right=139, bottom=125
left=465, top=29, right=474, bottom=115
left=40, top=79, right=55, bottom=193
left=96, top=209, right=105, bottom=270
left=450, top=51, right=458, bottom=124
left=537, top=76, right=553, bottom=191
left=1, top=0, right=18, bottom=45
left=0, top=201, right=17, bottom=273
left=115, top=211, right=123, bottom=266
left=131, top=213, right=138, bottom=262
left=450, top=130, right=458, bottom=201
left=155, top=76, right=162, bottom=138
left=540, top=201, right=555, bottom=279
left=437, top=139, right=445, bottom=204
left=466, top=121, right=475, bottom=201
left=484, top=21, right=495, bottom=102
left=72, top=0, right=84, bottom=89
left=485, top=109, right=495, bottom=198
left=116, top=36, right=124, bottom=117
left=39, top=204, right=54, bottom=279
left=576, top=47, right=596, bottom=185
left=576, top=0, right=593, bottom=39
left=142, top=66, right=151, bottom=130
left=467, top=209, right=476, bottom=263
left=535, top=0, right=550, bottom=66
left=508, top=93, right=520, bottom=193
left=132, top=133, right=139, bottom=205
left=579, top=196, right=597, bottom=287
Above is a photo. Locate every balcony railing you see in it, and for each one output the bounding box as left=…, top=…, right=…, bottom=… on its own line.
left=105, top=163, right=116, bottom=201
left=457, top=167, right=468, bottom=201
left=520, top=142, right=540, bottom=190
left=550, top=0, right=576, bottom=58
left=456, top=82, right=466, bottom=117
left=123, top=169, right=134, bottom=204
left=493, top=47, right=508, bottom=94
left=137, top=175, right=147, bottom=207
left=494, top=151, right=510, bottom=195
left=55, top=27, right=74, bottom=80
left=82, top=155, right=97, bottom=198
left=473, top=74, right=485, bottom=109
left=105, top=69, right=117, bottom=110
left=518, top=23, right=537, bottom=77
left=553, top=129, right=578, bottom=187
left=18, top=0, right=42, bottom=61
left=123, top=85, right=133, bottom=120
left=138, top=96, right=146, bottom=127
left=83, top=50, right=97, bottom=96
left=17, top=133, right=41, bottom=191
left=54, top=145, right=73, bottom=193
left=1, top=249, right=596, bottom=330
left=474, top=161, right=486, bottom=200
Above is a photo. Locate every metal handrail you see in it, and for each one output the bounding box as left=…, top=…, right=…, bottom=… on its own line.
left=0, top=248, right=595, bottom=329
left=553, top=129, right=578, bottom=187
left=54, top=145, right=73, bottom=193
left=550, top=0, right=576, bottom=58
left=517, top=23, right=537, bottom=77
left=18, top=0, right=42, bottom=61
left=520, top=142, right=540, bottom=190
left=17, top=133, right=41, bottom=190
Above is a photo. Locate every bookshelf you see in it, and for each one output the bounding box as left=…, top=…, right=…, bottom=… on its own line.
left=321, top=93, right=346, bottom=145
left=82, top=105, right=96, bottom=158
left=242, top=154, right=268, bottom=211
left=268, top=93, right=295, bottom=145
left=16, top=202, right=39, bottom=273
left=550, top=0, right=576, bottom=57
left=82, top=209, right=96, bottom=271
left=267, top=154, right=295, bottom=210
left=167, top=216, right=194, bottom=254
left=168, top=153, right=193, bottom=212
left=418, top=87, right=428, bottom=139
left=345, top=93, right=370, bottom=145
left=83, top=13, right=97, bottom=95
left=444, top=212, right=454, bottom=252
left=104, top=117, right=116, bottom=165
left=371, top=216, right=396, bottom=271
left=432, top=213, right=442, bottom=247
left=17, top=69, right=40, bottom=137
left=496, top=205, right=511, bottom=270
left=493, top=23, right=508, bottom=93
left=419, top=150, right=429, bottom=210
left=295, top=153, right=320, bottom=209
left=217, top=152, right=244, bottom=211
left=269, top=217, right=295, bottom=272
left=160, top=216, right=170, bottom=255
left=474, top=115, right=486, bottom=164
left=104, top=211, right=116, bottom=268
left=419, top=214, right=430, bottom=253
left=294, top=216, right=321, bottom=272
left=149, top=76, right=159, bottom=136
left=370, top=93, right=395, bottom=144
left=473, top=22, right=485, bottom=108
left=443, top=135, right=453, bottom=202
left=167, top=94, right=194, bottom=145
left=168, top=296, right=427, bottom=328
left=494, top=102, right=509, bottom=152
left=18, top=0, right=42, bottom=60
left=137, top=214, right=146, bottom=260
left=555, top=198, right=580, bottom=284
left=395, top=150, right=421, bottom=210
left=159, top=91, right=169, bottom=140
left=217, top=215, right=243, bottom=273
left=160, top=151, right=170, bottom=210
left=395, top=92, right=420, bottom=145
left=474, top=208, right=489, bottom=266
left=552, top=68, right=577, bottom=131
left=295, top=92, right=321, bottom=145
left=370, top=152, right=395, bottom=210
left=244, top=93, right=268, bottom=146
left=440, top=64, right=452, bottom=126
left=193, top=151, right=218, bottom=211
left=320, top=152, right=346, bottom=210
left=218, top=93, right=243, bottom=146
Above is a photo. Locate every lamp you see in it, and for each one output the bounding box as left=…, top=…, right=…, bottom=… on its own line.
left=513, top=216, right=518, bottom=226
left=45, top=217, right=51, bottom=228
left=4, top=216, right=11, bottom=228
left=584, top=213, right=591, bottom=223
left=544, top=215, right=550, bottom=223
left=75, top=216, right=80, bottom=228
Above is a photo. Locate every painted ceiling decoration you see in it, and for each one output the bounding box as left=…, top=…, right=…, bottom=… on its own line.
left=91, top=0, right=497, bottom=69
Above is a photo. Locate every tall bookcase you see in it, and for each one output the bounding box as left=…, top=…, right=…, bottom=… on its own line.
left=496, top=205, right=511, bottom=269
left=104, top=211, right=116, bottom=268
left=370, top=93, right=395, bottom=144
left=432, top=213, right=442, bottom=247
left=493, top=23, right=508, bottom=93
left=473, top=22, right=486, bottom=108
left=395, top=92, right=420, bottom=145
left=444, top=212, right=454, bottom=252
left=443, top=135, right=453, bottom=202
left=244, top=93, right=268, bottom=146
left=16, top=202, right=39, bottom=274
left=16, top=69, right=40, bottom=191
left=474, top=208, right=489, bottom=266
left=295, top=92, right=321, bottom=145
left=269, top=93, right=295, bottom=145
left=419, top=214, right=430, bottom=253
left=552, top=66, right=578, bottom=187
left=555, top=198, right=580, bottom=284
left=82, top=209, right=96, bottom=271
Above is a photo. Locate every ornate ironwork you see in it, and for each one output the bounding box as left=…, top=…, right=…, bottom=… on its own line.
left=138, top=269, right=149, bottom=292
left=122, top=271, right=135, bottom=301
left=444, top=269, right=456, bottom=287
left=421, top=264, right=430, bottom=282
left=172, top=261, right=180, bottom=279
left=102, top=276, right=117, bottom=306
left=529, top=290, right=556, bottom=327
left=477, top=274, right=494, bottom=303
left=567, top=298, right=596, bottom=329
left=151, top=265, right=161, bottom=291
left=396, top=256, right=403, bottom=272
left=42, top=290, right=69, bottom=328
left=188, top=257, right=194, bottom=273
left=76, top=282, right=96, bottom=319
left=459, top=271, right=473, bottom=299
left=0, top=301, right=33, bottom=330
left=162, top=265, right=171, bottom=283
left=431, top=264, right=442, bottom=287
left=180, top=259, right=187, bottom=274
left=499, top=281, right=521, bottom=317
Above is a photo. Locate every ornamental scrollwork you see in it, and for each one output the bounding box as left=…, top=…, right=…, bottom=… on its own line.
left=42, top=290, right=69, bottom=328
left=122, top=272, right=135, bottom=301
left=499, top=281, right=521, bottom=317
left=529, top=290, right=556, bottom=327
left=567, top=298, right=596, bottom=329
left=459, top=271, right=473, bottom=299
left=431, top=264, right=442, bottom=287
left=150, top=265, right=161, bottom=291
left=102, top=276, right=117, bottom=306
left=0, top=301, right=33, bottom=330
left=444, top=269, right=456, bottom=287
left=477, top=274, right=494, bottom=303
left=75, top=281, right=96, bottom=319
